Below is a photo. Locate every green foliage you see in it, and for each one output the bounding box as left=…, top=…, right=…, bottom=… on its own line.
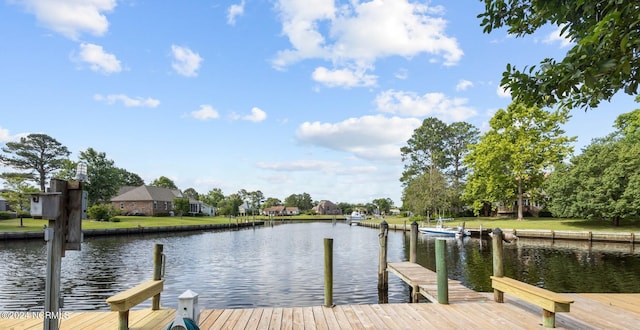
left=284, top=192, right=313, bottom=211
left=80, top=148, right=122, bottom=206
left=201, top=188, right=225, bottom=208
left=478, top=0, right=639, bottom=110
left=545, top=107, right=640, bottom=225
left=182, top=188, right=199, bottom=201
left=151, top=176, right=178, bottom=189
left=0, top=212, right=14, bottom=220
left=110, top=217, right=121, bottom=222
left=173, top=197, right=190, bottom=216
left=0, top=133, right=70, bottom=191
left=402, top=169, right=450, bottom=217
left=400, top=117, right=479, bottom=215
left=464, top=103, right=575, bottom=218
left=87, top=204, right=116, bottom=221
left=0, top=173, right=39, bottom=218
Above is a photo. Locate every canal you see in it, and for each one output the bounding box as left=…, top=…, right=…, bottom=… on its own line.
left=0, top=221, right=639, bottom=311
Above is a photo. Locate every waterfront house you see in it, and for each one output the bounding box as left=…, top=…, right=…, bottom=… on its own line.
left=313, top=200, right=341, bottom=215
left=111, top=185, right=183, bottom=216
left=262, top=205, right=301, bottom=216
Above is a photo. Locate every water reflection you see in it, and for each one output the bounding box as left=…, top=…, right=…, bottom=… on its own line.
left=1, top=222, right=639, bottom=312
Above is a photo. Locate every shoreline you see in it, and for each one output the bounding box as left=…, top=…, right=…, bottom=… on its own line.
left=0, top=221, right=265, bottom=241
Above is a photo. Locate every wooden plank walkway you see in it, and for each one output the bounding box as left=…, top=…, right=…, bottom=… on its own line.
left=2, top=294, right=640, bottom=329
left=387, top=261, right=489, bottom=303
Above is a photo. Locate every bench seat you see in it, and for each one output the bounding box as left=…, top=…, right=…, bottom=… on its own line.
left=106, top=279, right=164, bottom=330
left=491, top=276, right=573, bottom=328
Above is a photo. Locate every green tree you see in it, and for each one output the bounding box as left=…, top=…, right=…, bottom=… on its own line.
left=201, top=188, right=224, bottom=208
left=218, top=193, right=242, bottom=216
left=464, top=103, right=575, bottom=219
left=0, top=173, right=39, bottom=226
left=545, top=107, right=640, bottom=225
left=402, top=169, right=449, bottom=218
left=0, top=133, right=70, bottom=191
left=79, top=148, right=120, bottom=206
left=401, top=118, right=479, bottom=215
left=284, top=193, right=313, bottom=211
left=151, top=176, right=178, bottom=189
left=183, top=188, right=199, bottom=201
left=372, top=198, right=394, bottom=215
left=173, top=197, right=190, bottom=217
left=262, top=197, right=282, bottom=208
left=478, top=0, right=639, bottom=110
left=400, top=117, right=449, bottom=184
left=115, top=168, right=145, bottom=186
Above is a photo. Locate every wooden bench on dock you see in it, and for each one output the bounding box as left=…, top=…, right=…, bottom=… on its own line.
left=491, top=276, right=573, bottom=328
left=106, top=279, right=164, bottom=330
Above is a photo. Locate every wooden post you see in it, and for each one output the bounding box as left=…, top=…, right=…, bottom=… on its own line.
left=492, top=228, right=504, bottom=303
left=44, top=179, right=67, bottom=330
left=436, top=238, right=449, bottom=304
left=410, top=221, right=418, bottom=263
left=324, top=238, right=333, bottom=307
left=152, top=243, right=163, bottom=310
left=378, top=220, right=388, bottom=303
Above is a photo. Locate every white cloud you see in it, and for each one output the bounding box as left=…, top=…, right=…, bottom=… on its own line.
left=256, top=159, right=339, bottom=172
left=456, top=79, right=473, bottom=91
left=171, top=45, right=203, bottom=77
left=230, top=107, right=267, bottom=122
left=15, top=0, right=116, bottom=40
left=76, top=43, right=121, bottom=74
left=496, top=86, right=511, bottom=98
left=543, top=25, right=572, bottom=48
left=311, top=66, right=377, bottom=87
left=374, top=89, right=477, bottom=122
left=295, top=115, right=421, bottom=160
left=191, top=105, right=220, bottom=120
left=94, top=94, right=160, bottom=107
left=227, top=1, right=245, bottom=25
left=0, top=127, right=28, bottom=143
left=273, top=0, right=462, bottom=73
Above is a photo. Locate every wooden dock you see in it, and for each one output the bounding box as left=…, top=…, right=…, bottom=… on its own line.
left=387, top=261, right=489, bottom=303
left=2, top=294, right=640, bottom=329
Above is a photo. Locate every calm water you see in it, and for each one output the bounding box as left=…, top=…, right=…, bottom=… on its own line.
left=0, top=221, right=639, bottom=311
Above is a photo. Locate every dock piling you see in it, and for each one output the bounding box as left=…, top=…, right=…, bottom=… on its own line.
left=492, top=228, right=504, bottom=303
left=324, top=238, right=333, bottom=307
left=378, top=221, right=389, bottom=303
left=152, top=243, right=164, bottom=310
left=435, top=238, right=448, bottom=304
left=410, top=221, right=418, bottom=263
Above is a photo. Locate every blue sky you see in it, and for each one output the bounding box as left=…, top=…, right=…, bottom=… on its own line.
left=1, top=0, right=637, bottom=207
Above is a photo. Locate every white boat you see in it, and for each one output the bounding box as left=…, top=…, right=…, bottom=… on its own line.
left=418, top=218, right=470, bottom=237
left=345, top=211, right=366, bottom=225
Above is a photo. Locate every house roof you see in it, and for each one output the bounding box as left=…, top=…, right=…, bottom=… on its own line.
left=111, top=185, right=183, bottom=202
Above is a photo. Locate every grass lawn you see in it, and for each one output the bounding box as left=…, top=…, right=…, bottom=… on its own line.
left=2, top=215, right=640, bottom=233
left=0, top=215, right=244, bottom=232
left=363, top=216, right=640, bottom=232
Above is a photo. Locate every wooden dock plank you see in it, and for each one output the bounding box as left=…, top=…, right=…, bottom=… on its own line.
left=3, top=292, right=640, bottom=329
left=337, top=305, right=366, bottom=329
left=330, top=305, right=354, bottom=330
left=198, top=309, right=224, bottom=329
left=256, top=307, right=274, bottom=329
left=270, top=307, right=285, bottom=329
left=579, top=293, right=640, bottom=314
left=389, top=261, right=489, bottom=304
left=311, top=305, right=329, bottom=330
left=209, top=308, right=234, bottom=329
left=291, top=307, right=304, bottom=329
left=280, top=306, right=293, bottom=329
left=318, top=306, right=341, bottom=329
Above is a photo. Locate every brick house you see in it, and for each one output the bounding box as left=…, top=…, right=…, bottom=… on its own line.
left=111, top=185, right=184, bottom=216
